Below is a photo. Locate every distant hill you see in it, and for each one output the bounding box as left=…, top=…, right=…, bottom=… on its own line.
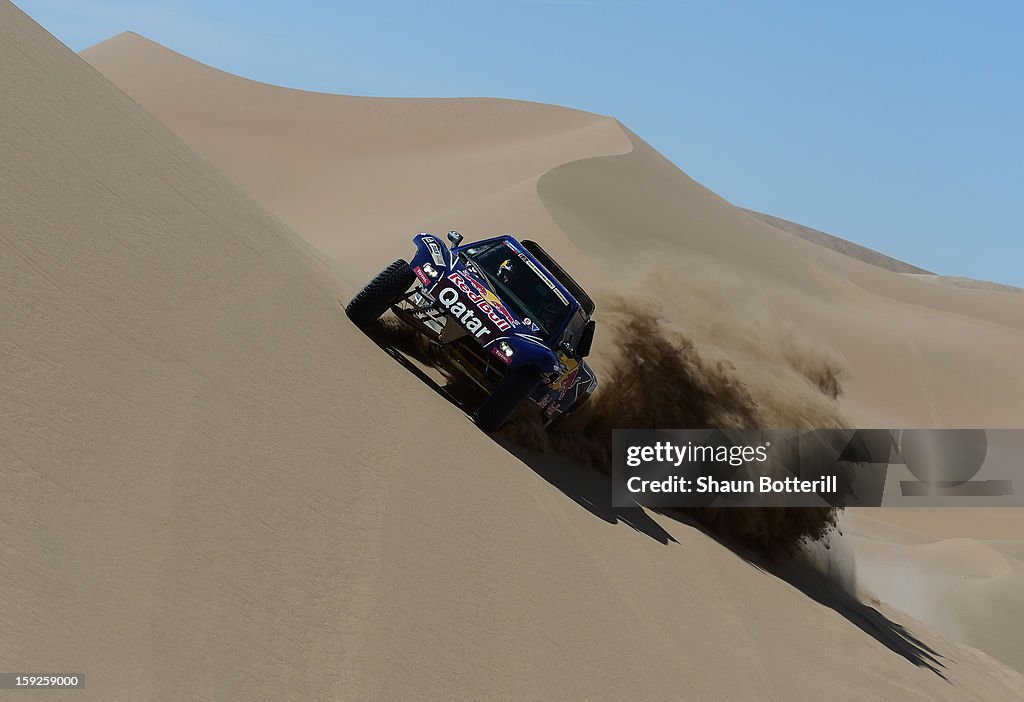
left=742, top=208, right=933, bottom=274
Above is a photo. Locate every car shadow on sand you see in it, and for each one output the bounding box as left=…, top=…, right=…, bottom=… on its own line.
left=501, top=434, right=948, bottom=679
left=362, top=322, right=948, bottom=679
left=496, top=438, right=678, bottom=545
left=735, top=528, right=948, bottom=679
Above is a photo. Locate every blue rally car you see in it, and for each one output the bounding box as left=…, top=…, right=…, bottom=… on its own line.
left=346, top=231, right=598, bottom=432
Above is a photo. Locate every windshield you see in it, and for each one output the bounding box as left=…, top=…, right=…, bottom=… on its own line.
left=461, top=240, right=572, bottom=338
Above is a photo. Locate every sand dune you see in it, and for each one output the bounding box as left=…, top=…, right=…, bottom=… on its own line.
left=81, top=32, right=632, bottom=285
left=81, top=32, right=1024, bottom=688
left=2, top=3, right=1023, bottom=698
left=85, top=32, right=1024, bottom=432
left=903, top=273, right=1024, bottom=294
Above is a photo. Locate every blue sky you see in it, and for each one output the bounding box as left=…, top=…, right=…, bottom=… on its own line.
left=18, top=0, right=1024, bottom=286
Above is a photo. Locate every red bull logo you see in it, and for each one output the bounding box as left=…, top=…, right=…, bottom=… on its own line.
left=552, top=354, right=580, bottom=397
left=446, top=273, right=511, bottom=332
left=464, top=274, right=519, bottom=328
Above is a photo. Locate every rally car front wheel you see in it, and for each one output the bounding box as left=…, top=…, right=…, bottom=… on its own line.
left=346, top=259, right=416, bottom=328
left=473, top=366, right=544, bottom=433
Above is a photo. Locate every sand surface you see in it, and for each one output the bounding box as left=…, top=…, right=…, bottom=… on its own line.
left=2, top=5, right=1023, bottom=698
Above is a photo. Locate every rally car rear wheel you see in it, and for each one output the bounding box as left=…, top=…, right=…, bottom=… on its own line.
left=346, top=259, right=416, bottom=328
left=473, top=366, right=544, bottom=433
